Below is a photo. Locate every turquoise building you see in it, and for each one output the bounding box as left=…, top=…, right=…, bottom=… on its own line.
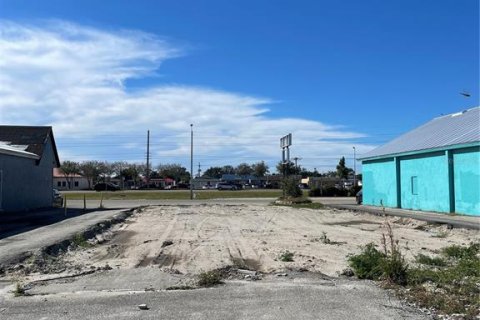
left=359, top=107, right=480, bottom=216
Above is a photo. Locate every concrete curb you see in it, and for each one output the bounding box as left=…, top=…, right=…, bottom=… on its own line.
left=0, top=208, right=138, bottom=270
left=325, top=204, right=480, bottom=230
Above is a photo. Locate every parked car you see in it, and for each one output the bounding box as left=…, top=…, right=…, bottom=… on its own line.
left=202, top=184, right=215, bottom=190
left=216, top=183, right=237, bottom=190
left=94, top=182, right=121, bottom=191
left=356, top=189, right=363, bottom=204
left=53, top=189, right=63, bottom=207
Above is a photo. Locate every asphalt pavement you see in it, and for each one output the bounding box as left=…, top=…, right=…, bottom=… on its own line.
left=0, top=277, right=427, bottom=320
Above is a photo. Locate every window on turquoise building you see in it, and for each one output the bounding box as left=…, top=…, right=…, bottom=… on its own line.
left=411, top=176, right=418, bottom=195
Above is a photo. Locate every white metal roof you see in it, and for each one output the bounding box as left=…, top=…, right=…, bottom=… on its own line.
left=0, top=142, right=40, bottom=159
left=360, top=107, right=480, bottom=160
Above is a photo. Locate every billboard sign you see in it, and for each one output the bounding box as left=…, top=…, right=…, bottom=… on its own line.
left=280, top=133, right=292, bottom=148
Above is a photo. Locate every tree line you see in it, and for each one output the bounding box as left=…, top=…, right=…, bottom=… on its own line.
left=59, top=157, right=357, bottom=189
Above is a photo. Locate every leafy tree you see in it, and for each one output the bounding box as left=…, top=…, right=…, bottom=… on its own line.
left=235, top=163, right=253, bottom=176
left=336, top=157, right=350, bottom=179
left=112, top=161, right=129, bottom=189
left=252, top=161, right=269, bottom=177
left=157, top=163, right=190, bottom=182
left=98, top=161, right=115, bottom=182
left=222, top=165, right=235, bottom=175
left=60, top=160, right=80, bottom=189
left=121, top=164, right=145, bottom=188
left=282, top=177, right=303, bottom=198
left=202, top=166, right=223, bottom=179
left=79, top=161, right=102, bottom=189
left=322, top=171, right=337, bottom=178
left=276, top=161, right=300, bottom=175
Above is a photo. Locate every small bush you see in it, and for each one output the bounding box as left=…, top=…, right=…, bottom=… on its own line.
left=14, top=282, right=25, bottom=297
left=282, top=178, right=303, bottom=199
left=442, top=242, right=479, bottom=259
left=197, top=271, right=222, bottom=287
left=415, top=254, right=447, bottom=267
left=349, top=223, right=408, bottom=285
left=72, top=233, right=91, bottom=248
left=308, top=188, right=322, bottom=197
left=279, top=251, right=294, bottom=262
left=348, top=243, right=385, bottom=280
left=406, top=242, right=480, bottom=318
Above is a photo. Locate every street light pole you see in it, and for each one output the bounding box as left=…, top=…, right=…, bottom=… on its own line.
left=190, top=124, right=194, bottom=200
left=353, top=146, right=356, bottom=187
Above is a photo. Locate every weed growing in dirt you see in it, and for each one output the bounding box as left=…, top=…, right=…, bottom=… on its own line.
left=320, top=232, right=331, bottom=244
left=72, top=233, right=92, bottom=248
left=415, top=254, right=447, bottom=267
left=13, top=282, right=25, bottom=297
left=348, top=226, right=480, bottom=318
left=380, top=223, right=408, bottom=285
left=348, top=243, right=385, bottom=280
left=431, top=230, right=449, bottom=238
left=348, top=223, right=408, bottom=285
left=166, top=285, right=195, bottom=290
left=405, top=242, right=480, bottom=318
left=197, top=271, right=223, bottom=287
left=272, top=199, right=325, bottom=210
left=279, top=251, right=294, bottom=262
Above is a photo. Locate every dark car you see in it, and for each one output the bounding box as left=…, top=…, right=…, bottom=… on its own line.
left=94, top=182, right=120, bottom=191
left=216, top=183, right=237, bottom=190
left=356, top=189, right=363, bottom=204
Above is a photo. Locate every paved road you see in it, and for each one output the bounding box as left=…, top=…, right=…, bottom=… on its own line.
left=0, top=277, right=427, bottom=320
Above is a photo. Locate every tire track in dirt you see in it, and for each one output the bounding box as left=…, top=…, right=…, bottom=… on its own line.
left=134, top=210, right=179, bottom=268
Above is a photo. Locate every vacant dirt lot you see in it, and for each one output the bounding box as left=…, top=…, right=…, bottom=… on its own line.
left=59, top=204, right=476, bottom=277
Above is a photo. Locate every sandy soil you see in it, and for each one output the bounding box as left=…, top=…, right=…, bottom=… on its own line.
left=60, top=204, right=477, bottom=277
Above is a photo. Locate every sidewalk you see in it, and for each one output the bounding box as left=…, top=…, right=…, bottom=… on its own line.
left=325, top=203, right=480, bottom=230
left=0, top=208, right=131, bottom=266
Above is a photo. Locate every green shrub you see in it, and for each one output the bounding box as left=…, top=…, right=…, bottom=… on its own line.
left=197, top=271, right=222, bottom=287
left=282, top=178, right=302, bottom=198
left=13, top=282, right=26, bottom=297
left=279, top=251, right=294, bottom=262
left=415, top=254, right=447, bottom=267
left=442, top=242, right=479, bottom=259
left=72, top=233, right=91, bottom=248
left=348, top=243, right=385, bottom=280
left=406, top=242, right=480, bottom=318
left=349, top=223, right=408, bottom=285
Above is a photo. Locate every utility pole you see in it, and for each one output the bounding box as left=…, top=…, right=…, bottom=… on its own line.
left=190, top=124, right=194, bottom=200
left=146, top=130, right=150, bottom=188
left=197, top=162, right=201, bottom=178
left=353, top=146, right=356, bottom=187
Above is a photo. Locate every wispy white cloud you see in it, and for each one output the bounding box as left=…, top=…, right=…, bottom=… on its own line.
left=0, top=20, right=375, bottom=171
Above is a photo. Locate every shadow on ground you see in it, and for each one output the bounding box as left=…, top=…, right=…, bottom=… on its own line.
left=0, top=208, right=118, bottom=240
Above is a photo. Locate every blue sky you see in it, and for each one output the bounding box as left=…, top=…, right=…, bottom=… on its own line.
left=0, top=0, right=478, bottom=172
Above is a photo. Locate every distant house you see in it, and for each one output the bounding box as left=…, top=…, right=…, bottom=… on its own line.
left=0, top=126, right=60, bottom=211
left=359, top=107, right=479, bottom=216
left=53, top=168, right=89, bottom=190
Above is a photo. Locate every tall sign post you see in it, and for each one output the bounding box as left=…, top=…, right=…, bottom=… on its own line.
left=353, top=146, right=356, bottom=187
left=190, top=124, right=194, bottom=200
left=280, top=133, right=292, bottom=198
